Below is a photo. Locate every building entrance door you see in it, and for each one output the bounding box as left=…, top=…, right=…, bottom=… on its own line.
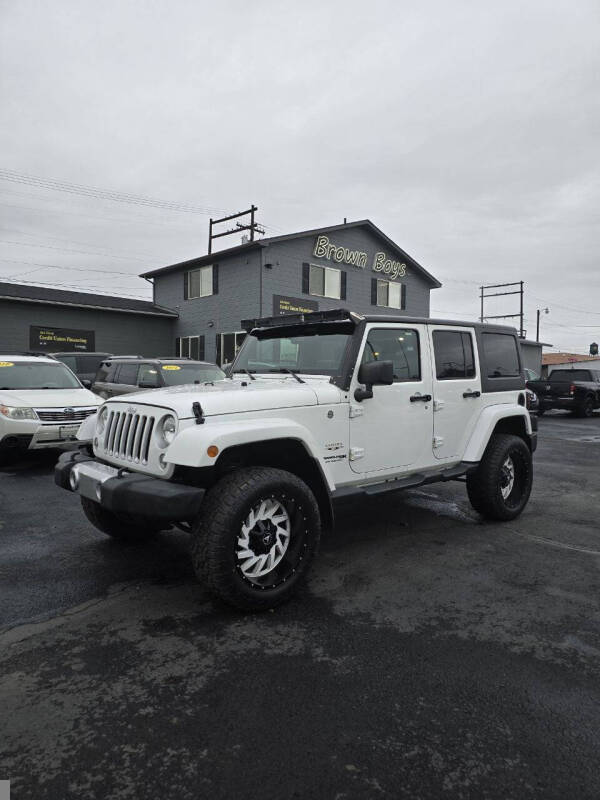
left=217, top=331, right=246, bottom=366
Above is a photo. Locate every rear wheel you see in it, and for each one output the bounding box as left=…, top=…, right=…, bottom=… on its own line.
left=467, top=434, right=533, bottom=521
left=81, top=496, right=161, bottom=541
left=575, top=396, right=594, bottom=418
left=191, top=467, right=321, bottom=612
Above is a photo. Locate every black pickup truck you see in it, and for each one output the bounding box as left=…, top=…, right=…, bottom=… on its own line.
left=528, top=369, right=600, bottom=417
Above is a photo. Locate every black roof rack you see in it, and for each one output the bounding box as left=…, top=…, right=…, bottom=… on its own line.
left=241, top=308, right=362, bottom=333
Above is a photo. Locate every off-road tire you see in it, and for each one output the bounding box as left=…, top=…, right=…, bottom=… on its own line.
left=575, top=396, right=594, bottom=418
left=467, top=433, right=533, bottom=521
left=191, top=467, right=321, bottom=612
left=81, top=496, right=160, bottom=541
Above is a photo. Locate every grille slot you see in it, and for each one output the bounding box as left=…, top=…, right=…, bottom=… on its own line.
left=35, top=407, right=97, bottom=422
left=103, top=410, right=156, bottom=464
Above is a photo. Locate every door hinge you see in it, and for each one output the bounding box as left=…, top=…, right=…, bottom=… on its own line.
left=349, top=447, right=365, bottom=461
left=433, top=399, right=444, bottom=412
left=349, top=405, right=364, bottom=418
left=433, top=436, right=444, bottom=449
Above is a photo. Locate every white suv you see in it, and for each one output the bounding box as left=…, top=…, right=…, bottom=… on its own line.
left=56, top=310, right=536, bottom=611
left=0, top=354, right=100, bottom=461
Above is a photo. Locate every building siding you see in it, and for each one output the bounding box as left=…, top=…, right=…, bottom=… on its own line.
left=153, top=225, right=436, bottom=363
left=0, top=300, right=174, bottom=356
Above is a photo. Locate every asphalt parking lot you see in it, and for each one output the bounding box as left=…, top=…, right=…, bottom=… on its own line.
left=1, top=412, right=599, bottom=800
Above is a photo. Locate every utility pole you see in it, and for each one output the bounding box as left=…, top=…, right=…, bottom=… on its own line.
left=208, top=205, right=264, bottom=254
left=536, top=307, right=549, bottom=342
left=479, top=282, right=525, bottom=337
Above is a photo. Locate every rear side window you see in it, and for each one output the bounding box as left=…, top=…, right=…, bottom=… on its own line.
left=362, top=328, right=421, bottom=382
left=433, top=331, right=476, bottom=379
left=56, top=355, right=77, bottom=371
left=116, top=363, right=140, bottom=385
left=482, top=333, right=520, bottom=378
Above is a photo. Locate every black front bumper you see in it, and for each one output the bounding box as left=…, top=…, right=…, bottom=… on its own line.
left=55, top=450, right=205, bottom=522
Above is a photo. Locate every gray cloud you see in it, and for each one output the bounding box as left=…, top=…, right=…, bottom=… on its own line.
left=1, top=0, right=599, bottom=350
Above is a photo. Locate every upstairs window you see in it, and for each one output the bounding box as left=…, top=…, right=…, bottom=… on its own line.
left=309, top=264, right=342, bottom=299
left=433, top=330, right=476, bottom=380
left=185, top=265, right=215, bottom=299
left=375, top=279, right=405, bottom=309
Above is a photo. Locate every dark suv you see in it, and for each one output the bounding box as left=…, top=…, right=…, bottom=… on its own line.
left=92, top=358, right=225, bottom=399
left=51, top=352, right=112, bottom=385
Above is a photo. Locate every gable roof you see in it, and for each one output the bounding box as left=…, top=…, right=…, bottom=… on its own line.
left=0, top=281, right=178, bottom=317
left=140, top=219, right=442, bottom=288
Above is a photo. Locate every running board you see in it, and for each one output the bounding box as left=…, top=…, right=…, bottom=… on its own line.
left=331, top=462, right=477, bottom=504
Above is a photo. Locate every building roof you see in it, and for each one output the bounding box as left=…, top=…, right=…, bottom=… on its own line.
left=140, top=219, right=442, bottom=288
left=542, top=352, right=599, bottom=365
left=0, top=281, right=178, bottom=318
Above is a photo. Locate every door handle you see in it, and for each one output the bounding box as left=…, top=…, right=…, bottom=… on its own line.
left=463, top=390, right=481, bottom=398
left=410, top=394, right=432, bottom=403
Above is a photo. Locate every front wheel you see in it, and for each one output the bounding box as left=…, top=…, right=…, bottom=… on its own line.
left=467, top=433, right=533, bottom=521
left=191, top=467, right=321, bottom=611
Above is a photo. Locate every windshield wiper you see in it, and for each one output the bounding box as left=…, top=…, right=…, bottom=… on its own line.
left=232, top=369, right=256, bottom=381
left=271, top=368, right=305, bottom=384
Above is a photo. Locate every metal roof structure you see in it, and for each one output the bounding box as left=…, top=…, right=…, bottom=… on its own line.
left=0, top=281, right=178, bottom=318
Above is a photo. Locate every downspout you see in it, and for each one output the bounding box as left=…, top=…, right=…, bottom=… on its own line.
left=259, top=247, right=263, bottom=317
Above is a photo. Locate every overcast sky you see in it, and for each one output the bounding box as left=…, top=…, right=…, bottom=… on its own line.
left=1, top=0, right=599, bottom=352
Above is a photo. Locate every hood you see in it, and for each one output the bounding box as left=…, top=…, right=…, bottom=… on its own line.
left=103, top=376, right=344, bottom=418
left=0, top=387, right=101, bottom=408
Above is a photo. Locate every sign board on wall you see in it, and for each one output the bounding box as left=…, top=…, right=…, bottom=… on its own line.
left=313, top=235, right=407, bottom=281
left=30, top=325, right=95, bottom=351
left=273, top=295, right=319, bottom=316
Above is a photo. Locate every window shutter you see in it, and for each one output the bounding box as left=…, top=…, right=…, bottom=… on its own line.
left=401, top=284, right=407, bottom=310
left=371, top=278, right=378, bottom=305
left=212, top=264, right=219, bottom=295
left=183, top=272, right=189, bottom=300
left=340, top=270, right=347, bottom=300
left=199, top=335, right=205, bottom=361
left=175, top=337, right=181, bottom=357
left=302, top=263, right=310, bottom=294
left=216, top=334, right=221, bottom=366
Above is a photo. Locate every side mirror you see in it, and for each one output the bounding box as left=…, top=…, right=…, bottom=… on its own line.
left=81, top=379, right=92, bottom=389
left=354, top=360, right=394, bottom=401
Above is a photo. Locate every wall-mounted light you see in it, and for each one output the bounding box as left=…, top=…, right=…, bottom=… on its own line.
left=207, top=320, right=214, bottom=328
left=264, top=262, right=273, bottom=269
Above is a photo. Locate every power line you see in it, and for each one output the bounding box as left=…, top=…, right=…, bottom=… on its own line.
left=0, top=275, right=152, bottom=299
left=0, top=258, right=145, bottom=277
left=0, top=238, right=150, bottom=263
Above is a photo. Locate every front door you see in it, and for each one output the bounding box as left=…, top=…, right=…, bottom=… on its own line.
left=429, top=326, right=483, bottom=461
left=349, top=323, right=434, bottom=474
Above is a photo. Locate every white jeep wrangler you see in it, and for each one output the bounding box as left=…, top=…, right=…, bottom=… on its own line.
left=56, top=310, right=536, bottom=611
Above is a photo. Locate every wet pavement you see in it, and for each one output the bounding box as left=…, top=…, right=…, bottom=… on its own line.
left=1, top=412, right=599, bottom=799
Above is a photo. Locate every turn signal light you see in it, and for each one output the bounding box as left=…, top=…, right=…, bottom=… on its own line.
left=207, top=445, right=219, bottom=458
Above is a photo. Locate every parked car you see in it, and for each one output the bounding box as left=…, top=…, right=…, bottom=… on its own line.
left=528, top=368, right=600, bottom=417
left=51, top=352, right=112, bottom=385
left=92, top=357, right=226, bottom=399
left=0, top=354, right=100, bottom=461
left=57, top=309, right=536, bottom=612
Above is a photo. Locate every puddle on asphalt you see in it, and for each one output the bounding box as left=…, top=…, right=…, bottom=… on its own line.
left=404, top=490, right=479, bottom=524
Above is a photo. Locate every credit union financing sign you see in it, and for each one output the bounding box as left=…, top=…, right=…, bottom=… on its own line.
left=273, top=294, right=318, bottom=316
left=30, top=325, right=95, bottom=351
left=313, top=235, right=407, bottom=281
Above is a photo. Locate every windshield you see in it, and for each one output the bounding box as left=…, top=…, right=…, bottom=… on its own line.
left=159, top=364, right=226, bottom=386
left=549, top=370, right=591, bottom=382
left=232, top=331, right=353, bottom=377
left=0, top=361, right=82, bottom=390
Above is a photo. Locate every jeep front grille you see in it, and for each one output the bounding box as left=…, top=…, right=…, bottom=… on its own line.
left=104, top=410, right=155, bottom=463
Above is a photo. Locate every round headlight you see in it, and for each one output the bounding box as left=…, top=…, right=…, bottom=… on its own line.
left=158, top=414, right=177, bottom=447
left=96, top=406, right=108, bottom=435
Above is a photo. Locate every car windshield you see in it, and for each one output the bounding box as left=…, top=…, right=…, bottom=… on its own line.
left=549, top=370, right=591, bottom=381
left=0, top=361, right=82, bottom=389
left=232, top=330, right=353, bottom=377
left=159, top=364, right=226, bottom=386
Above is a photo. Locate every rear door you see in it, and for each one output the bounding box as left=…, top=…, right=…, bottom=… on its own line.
left=111, top=362, right=140, bottom=397
left=349, top=323, right=434, bottom=474
left=430, top=326, right=483, bottom=461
